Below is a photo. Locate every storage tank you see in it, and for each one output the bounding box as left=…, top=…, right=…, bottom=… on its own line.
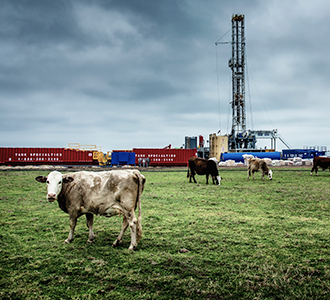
left=209, top=134, right=228, bottom=162
left=185, top=136, right=197, bottom=149
left=220, top=152, right=281, bottom=162
left=199, top=135, right=204, bottom=148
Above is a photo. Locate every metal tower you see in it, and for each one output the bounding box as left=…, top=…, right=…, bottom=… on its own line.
left=215, top=14, right=288, bottom=151
left=228, top=14, right=247, bottom=149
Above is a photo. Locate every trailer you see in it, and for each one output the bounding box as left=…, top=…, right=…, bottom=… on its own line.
left=0, top=147, right=97, bottom=166
left=282, top=149, right=326, bottom=160
left=133, top=148, right=197, bottom=166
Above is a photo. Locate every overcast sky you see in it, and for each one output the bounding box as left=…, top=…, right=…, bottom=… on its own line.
left=1, top=0, right=330, bottom=152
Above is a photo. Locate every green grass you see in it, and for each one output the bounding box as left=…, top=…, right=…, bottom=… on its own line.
left=1, top=168, right=330, bottom=299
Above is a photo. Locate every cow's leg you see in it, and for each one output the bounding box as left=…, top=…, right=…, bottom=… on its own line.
left=112, top=216, right=129, bottom=248
left=189, top=173, right=194, bottom=183
left=310, top=166, right=315, bottom=175
left=189, top=170, right=197, bottom=183
left=128, top=214, right=138, bottom=251
left=65, top=214, right=78, bottom=243
left=113, top=210, right=139, bottom=251
left=252, top=171, right=256, bottom=180
left=187, top=168, right=192, bottom=182
left=206, top=174, right=209, bottom=184
left=86, top=213, right=95, bottom=243
left=261, top=172, right=265, bottom=180
left=247, top=169, right=250, bottom=180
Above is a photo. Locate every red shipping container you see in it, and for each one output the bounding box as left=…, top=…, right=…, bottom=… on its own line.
left=132, top=148, right=197, bottom=166
left=0, top=148, right=96, bottom=166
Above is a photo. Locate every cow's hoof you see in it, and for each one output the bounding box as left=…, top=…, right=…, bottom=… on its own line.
left=64, top=239, right=72, bottom=244
left=87, top=239, right=94, bottom=244
left=128, top=245, right=135, bottom=251
left=112, top=240, right=121, bottom=247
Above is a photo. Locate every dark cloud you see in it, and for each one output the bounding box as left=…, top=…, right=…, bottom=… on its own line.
left=0, top=1, right=82, bottom=47
left=1, top=0, right=330, bottom=151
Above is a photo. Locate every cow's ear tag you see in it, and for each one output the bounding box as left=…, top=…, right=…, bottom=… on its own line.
left=63, top=176, right=74, bottom=183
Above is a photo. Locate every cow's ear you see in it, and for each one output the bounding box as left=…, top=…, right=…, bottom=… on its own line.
left=63, top=176, right=74, bottom=184
left=35, top=176, right=47, bottom=183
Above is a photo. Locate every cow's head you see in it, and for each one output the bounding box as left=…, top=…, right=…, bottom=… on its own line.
left=208, top=159, right=221, bottom=186
left=35, top=171, right=74, bottom=202
left=211, top=174, right=222, bottom=185
left=268, top=170, right=273, bottom=180
left=215, top=175, right=222, bottom=186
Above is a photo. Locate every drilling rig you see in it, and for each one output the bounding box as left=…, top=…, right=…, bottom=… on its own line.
left=215, top=14, right=289, bottom=153
left=227, top=14, right=251, bottom=150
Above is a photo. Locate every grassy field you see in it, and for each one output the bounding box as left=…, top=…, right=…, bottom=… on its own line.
left=1, top=167, right=330, bottom=299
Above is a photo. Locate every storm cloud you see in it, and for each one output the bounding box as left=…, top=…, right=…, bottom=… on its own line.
left=1, top=0, right=330, bottom=151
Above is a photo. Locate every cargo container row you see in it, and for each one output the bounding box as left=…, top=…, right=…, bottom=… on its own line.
left=0, top=147, right=197, bottom=167
left=0, top=148, right=96, bottom=166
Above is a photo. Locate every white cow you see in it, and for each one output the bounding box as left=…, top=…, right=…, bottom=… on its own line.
left=247, top=158, right=273, bottom=180
left=35, top=170, right=146, bottom=250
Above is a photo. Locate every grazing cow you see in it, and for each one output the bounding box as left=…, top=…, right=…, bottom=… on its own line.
left=187, top=156, right=221, bottom=185
left=247, top=158, right=273, bottom=180
left=35, top=170, right=146, bottom=250
left=310, top=156, right=330, bottom=175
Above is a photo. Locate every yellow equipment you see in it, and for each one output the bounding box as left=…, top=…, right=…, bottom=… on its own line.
left=68, top=143, right=111, bottom=166
left=93, top=151, right=111, bottom=166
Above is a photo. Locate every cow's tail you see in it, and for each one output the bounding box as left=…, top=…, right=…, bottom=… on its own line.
left=136, top=172, right=146, bottom=243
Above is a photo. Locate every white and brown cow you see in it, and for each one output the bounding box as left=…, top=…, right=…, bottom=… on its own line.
left=247, top=158, right=273, bottom=180
left=35, top=170, right=146, bottom=250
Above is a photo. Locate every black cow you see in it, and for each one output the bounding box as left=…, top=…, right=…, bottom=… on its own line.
left=310, top=156, right=330, bottom=175
left=187, top=156, right=221, bottom=185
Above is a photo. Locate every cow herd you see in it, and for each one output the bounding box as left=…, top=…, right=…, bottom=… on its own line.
left=35, top=155, right=327, bottom=250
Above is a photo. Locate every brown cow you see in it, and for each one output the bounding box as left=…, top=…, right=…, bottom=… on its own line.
left=187, top=156, right=221, bottom=185
left=247, top=158, right=273, bottom=180
left=35, top=170, right=145, bottom=250
left=310, top=156, right=330, bottom=175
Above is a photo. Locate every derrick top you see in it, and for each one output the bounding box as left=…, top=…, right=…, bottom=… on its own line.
left=232, top=14, right=244, bottom=21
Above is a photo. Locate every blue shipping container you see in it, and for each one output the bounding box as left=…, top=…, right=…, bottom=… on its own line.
left=282, top=149, right=326, bottom=160
left=220, top=152, right=281, bottom=163
left=111, top=152, right=135, bottom=166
